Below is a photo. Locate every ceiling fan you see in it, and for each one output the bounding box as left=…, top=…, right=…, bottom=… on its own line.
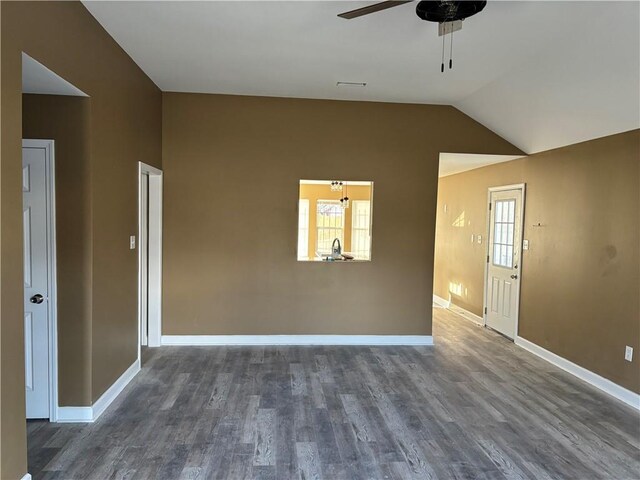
left=338, top=1, right=487, bottom=72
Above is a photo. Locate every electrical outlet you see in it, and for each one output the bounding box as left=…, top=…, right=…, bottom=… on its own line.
left=625, top=346, right=633, bottom=362
left=523, top=239, right=529, bottom=250
left=130, top=235, right=136, bottom=250
left=477, top=234, right=482, bottom=244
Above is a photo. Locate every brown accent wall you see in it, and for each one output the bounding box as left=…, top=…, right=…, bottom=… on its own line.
left=434, top=130, right=640, bottom=393
left=22, top=94, right=93, bottom=406
left=1, top=3, right=161, bottom=478
left=162, top=93, right=521, bottom=336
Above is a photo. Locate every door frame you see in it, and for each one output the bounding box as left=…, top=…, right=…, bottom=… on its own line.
left=138, top=162, right=163, bottom=353
left=482, top=183, right=526, bottom=338
left=23, top=139, right=58, bottom=421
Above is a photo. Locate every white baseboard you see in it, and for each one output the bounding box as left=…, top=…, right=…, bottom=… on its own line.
left=515, top=336, right=640, bottom=411
left=56, top=406, right=93, bottom=423
left=21, top=474, right=32, bottom=480
left=55, top=359, right=140, bottom=423
left=92, top=358, right=140, bottom=420
left=162, top=335, right=433, bottom=346
left=432, top=294, right=451, bottom=308
left=433, top=295, right=484, bottom=326
left=448, top=303, right=484, bottom=326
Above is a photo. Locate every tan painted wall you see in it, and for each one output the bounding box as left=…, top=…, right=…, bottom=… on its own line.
left=299, top=183, right=371, bottom=256
left=434, top=130, right=640, bottom=393
left=1, top=3, right=161, bottom=477
left=162, top=92, right=521, bottom=336
left=22, top=94, right=93, bottom=406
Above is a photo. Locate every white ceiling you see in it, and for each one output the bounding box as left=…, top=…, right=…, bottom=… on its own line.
left=22, top=53, right=88, bottom=97
left=83, top=1, right=639, bottom=154
left=438, top=153, right=523, bottom=177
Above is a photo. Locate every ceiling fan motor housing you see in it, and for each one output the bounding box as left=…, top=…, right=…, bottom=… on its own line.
left=415, top=1, right=487, bottom=23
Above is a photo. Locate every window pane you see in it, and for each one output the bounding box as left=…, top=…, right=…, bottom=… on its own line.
left=316, top=200, right=343, bottom=255
left=507, top=224, right=514, bottom=246
left=351, top=200, right=371, bottom=260
left=492, top=199, right=517, bottom=268
left=297, top=199, right=309, bottom=259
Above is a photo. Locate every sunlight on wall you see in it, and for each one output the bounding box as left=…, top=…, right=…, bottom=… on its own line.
left=452, top=211, right=465, bottom=227
left=449, top=281, right=463, bottom=297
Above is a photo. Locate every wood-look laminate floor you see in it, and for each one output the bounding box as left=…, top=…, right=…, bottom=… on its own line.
left=28, top=308, right=640, bottom=479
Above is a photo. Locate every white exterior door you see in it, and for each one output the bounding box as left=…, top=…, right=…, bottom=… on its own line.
left=23, top=144, right=51, bottom=419
left=485, top=187, right=524, bottom=340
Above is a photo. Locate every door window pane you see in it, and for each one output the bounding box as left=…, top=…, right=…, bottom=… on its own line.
left=492, top=199, right=516, bottom=268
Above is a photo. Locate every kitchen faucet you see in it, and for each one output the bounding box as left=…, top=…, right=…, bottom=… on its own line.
left=331, top=238, right=342, bottom=258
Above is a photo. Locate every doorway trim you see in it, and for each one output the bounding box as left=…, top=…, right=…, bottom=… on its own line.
left=482, top=183, right=526, bottom=338
left=23, top=139, right=59, bottom=422
left=138, top=162, right=163, bottom=354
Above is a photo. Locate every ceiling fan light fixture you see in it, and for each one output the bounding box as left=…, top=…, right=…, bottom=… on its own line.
left=336, top=1, right=488, bottom=73
left=415, top=1, right=487, bottom=23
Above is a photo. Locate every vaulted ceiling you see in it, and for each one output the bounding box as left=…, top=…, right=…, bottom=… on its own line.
left=83, top=1, right=639, bottom=154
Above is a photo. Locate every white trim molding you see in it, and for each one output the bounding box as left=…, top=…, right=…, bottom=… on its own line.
left=433, top=295, right=484, bottom=326
left=55, top=359, right=140, bottom=423
left=448, top=304, right=484, bottom=326
left=138, top=162, right=163, bottom=349
left=92, top=359, right=140, bottom=419
left=162, top=335, right=434, bottom=346
left=432, top=294, right=451, bottom=309
left=56, top=406, right=93, bottom=423
left=21, top=474, right=33, bottom=480
left=515, top=336, right=640, bottom=411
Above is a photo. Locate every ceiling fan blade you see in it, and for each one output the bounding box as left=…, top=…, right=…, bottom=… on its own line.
left=338, top=1, right=412, bottom=20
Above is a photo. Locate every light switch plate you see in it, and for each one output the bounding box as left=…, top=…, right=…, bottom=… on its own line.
left=471, top=234, right=475, bottom=243
left=523, top=239, right=529, bottom=250
left=625, top=346, right=633, bottom=362
left=130, top=235, right=136, bottom=250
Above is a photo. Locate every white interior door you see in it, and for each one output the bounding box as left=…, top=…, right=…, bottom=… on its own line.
left=485, top=187, right=524, bottom=340
left=23, top=144, right=51, bottom=419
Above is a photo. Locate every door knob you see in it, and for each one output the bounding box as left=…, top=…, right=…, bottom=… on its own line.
left=30, top=294, right=44, bottom=304
left=510, top=274, right=518, bottom=280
